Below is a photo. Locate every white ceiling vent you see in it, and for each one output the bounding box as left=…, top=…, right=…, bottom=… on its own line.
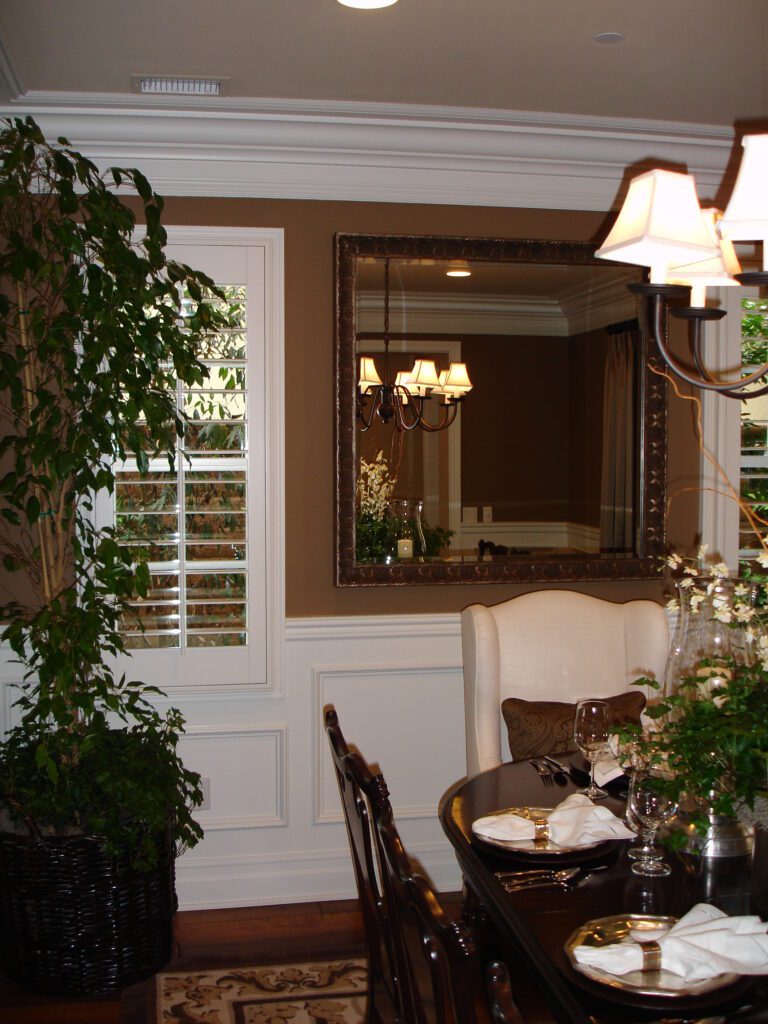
left=131, top=75, right=229, bottom=96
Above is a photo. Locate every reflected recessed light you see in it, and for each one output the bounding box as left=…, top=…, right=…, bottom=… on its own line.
left=337, top=0, right=398, bottom=7
left=593, top=31, right=625, bottom=44
left=446, top=260, right=471, bottom=278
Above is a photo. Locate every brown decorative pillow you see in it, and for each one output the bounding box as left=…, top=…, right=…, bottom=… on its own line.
left=501, top=691, right=646, bottom=762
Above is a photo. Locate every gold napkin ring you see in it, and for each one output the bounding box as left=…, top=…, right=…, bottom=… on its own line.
left=639, top=940, right=662, bottom=973
left=533, top=818, right=550, bottom=847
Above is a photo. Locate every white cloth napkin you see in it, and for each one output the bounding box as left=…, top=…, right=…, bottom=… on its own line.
left=472, top=792, right=634, bottom=847
left=573, top=903, right=768, bottom=981
left=593, top=757, right=625, bottom=787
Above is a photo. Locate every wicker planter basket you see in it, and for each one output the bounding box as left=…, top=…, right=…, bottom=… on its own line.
left=0, top=826, right=177, bottom=995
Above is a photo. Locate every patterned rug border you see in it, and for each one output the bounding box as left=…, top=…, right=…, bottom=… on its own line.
left=157, top=957, right=368, bottom=1024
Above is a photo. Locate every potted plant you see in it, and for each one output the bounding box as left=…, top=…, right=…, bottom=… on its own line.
left=0, top=116, right=231, bottom=994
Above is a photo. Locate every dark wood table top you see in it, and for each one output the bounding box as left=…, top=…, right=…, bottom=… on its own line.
left=439, top=759, right=766, bottom=1024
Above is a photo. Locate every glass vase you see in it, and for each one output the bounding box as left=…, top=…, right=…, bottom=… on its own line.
left=663, top=579, right=756, bottom=699
left=387, top=498, right=426, bottom=561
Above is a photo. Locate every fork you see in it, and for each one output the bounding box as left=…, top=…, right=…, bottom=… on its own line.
left=529, top=759, right=554, bottom=787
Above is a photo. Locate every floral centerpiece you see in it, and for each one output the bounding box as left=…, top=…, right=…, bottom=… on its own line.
left=355, top=450, right=454, bottom=561
left=627, top=550, right=768, bottom=843
left=356, top=451, right=397, bottom=562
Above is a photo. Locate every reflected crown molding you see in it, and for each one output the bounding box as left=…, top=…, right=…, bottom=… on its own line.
left=1, top=91, right=735, bottom=210
left=357, top=268, right=638, bottom=337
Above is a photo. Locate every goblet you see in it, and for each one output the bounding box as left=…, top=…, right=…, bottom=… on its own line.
left=573, top=699, right=610, bottom=801
left=628, top=768, right=678, bottom=876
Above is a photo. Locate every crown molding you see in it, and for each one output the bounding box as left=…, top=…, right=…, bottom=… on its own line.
left=1, top=91, right=736, bottom=210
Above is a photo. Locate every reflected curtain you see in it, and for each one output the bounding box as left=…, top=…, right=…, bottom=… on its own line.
left=600, top=320, right=637, bottom=554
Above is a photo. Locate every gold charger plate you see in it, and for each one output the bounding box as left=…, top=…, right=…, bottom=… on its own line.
left=471, top=805, right=610, bottom=857
left=564, top=914, right=741, bottom=997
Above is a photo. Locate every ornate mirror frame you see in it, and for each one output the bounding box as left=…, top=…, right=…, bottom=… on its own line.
left=335, top=233, right=666, bottom=586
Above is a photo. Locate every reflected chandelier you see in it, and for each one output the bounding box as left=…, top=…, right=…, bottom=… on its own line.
left=596, top=133, right=768, bottom=398
left=357, top=258, right=473, bottom=432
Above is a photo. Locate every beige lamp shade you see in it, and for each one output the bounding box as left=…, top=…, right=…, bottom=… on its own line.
left=358, top=356, right=382, bottom=392
left=667, top=207, right=742, bottom=307
left=595, top=168, right=719, bottom=283
left=394, top=369, right=412, bottom=403
left=443, top=362, right=473, bottom=394
left=409, top=359, right=441, bottom=395
left=721, top=134, right=768, bottom=270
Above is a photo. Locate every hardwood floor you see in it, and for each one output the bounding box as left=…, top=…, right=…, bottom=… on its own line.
left=0, top=897, right=373, bottom=1024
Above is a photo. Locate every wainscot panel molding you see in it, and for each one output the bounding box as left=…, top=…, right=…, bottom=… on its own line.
left=1, top=93, right=734, bottom=211
left=174, top=836, right=463, bottom=909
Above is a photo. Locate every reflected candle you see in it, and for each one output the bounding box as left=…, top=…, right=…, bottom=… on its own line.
left=397, top=538, right=413, bottom=559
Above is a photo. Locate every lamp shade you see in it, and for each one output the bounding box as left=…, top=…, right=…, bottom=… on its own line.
left=595, top=168, right=719, bottom=283
left=721, top=134, right=768, bottom=270
left=409, top=359, right=441, bottom=395
left=442, top=362, right=473, bottom=395
left=667, top=207, right=742, bottom=307
left=358, top=356, right=382, bottom=392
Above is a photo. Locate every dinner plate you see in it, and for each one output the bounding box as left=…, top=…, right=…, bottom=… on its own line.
left=471, top=805, right=613, bottom=858
left=564, top=913, right=741, bottom=998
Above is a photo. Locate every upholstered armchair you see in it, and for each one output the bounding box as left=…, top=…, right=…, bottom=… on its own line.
left=461, top=591, right=669, bottom=777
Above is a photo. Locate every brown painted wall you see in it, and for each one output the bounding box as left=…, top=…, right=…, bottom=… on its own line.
left=124, top=197, right=701, bottom=615
left=460, top=333, right=571, bottom=521
left=568, top=326, right=611, bottom=529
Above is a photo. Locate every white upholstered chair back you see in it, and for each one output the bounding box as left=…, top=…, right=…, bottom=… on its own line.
left=461, top=591, right=669, bottom=777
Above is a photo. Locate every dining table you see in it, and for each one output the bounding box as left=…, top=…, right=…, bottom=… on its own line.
left=439, top=758, right=768, bottom=1024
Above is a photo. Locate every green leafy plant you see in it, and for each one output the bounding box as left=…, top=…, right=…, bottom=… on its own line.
left=0, top=115, right=233, bottom=865
left=626, top=662, right=768, bottom=843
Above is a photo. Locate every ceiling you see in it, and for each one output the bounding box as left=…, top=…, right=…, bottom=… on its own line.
left=1, top=0, right=766, bottom=127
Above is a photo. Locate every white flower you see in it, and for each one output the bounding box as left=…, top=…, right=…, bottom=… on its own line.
left=712, top=562, right=731, bottom=579
left=697, top=544, right=709, bottom=560
left=690, top=592, right=706, bottom=613
left=678, top=576, right=694, bottom=589
left=714, top=607, right=733, bottom=624
left=666, top=597, right=680, bottom=611
left=683, top=564, right=699, bottom=576
left=757, top=551, right=768, bottom=569
left=667, top=553, right=683, bottom=569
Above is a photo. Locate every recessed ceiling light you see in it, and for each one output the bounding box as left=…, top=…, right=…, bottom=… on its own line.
left=446, top=260, right=471, bottom=278
left=337, top=0, right=398, bottom=8
left=131, top=75, right=229, bottom=96
left=593, top=31, right=625, bottom=44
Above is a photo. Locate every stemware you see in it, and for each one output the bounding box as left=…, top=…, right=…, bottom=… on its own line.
left=573, top=700, right=610, bottom=801
left=628, top=767, right=678, bottom=876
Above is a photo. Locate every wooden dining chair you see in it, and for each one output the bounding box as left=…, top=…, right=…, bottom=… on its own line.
left=372, top=801, right=524, bottom=1024
left=324, top=706, right=403, bottom=1024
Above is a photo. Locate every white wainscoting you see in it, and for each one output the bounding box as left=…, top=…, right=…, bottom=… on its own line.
left=0, top=613, right=466, bottom=909
left=459, top=520, right=600, bottom=552
left=172, top=613, right=465, bottom=907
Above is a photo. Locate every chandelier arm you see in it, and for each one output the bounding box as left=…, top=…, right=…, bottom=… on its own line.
left=647, top=294, right=768, bottom=394
left=357, top=390, right=380, bottom=431
left=414, top=400, right=459, bottom=433
left=394, top=386, right=426, bottom=430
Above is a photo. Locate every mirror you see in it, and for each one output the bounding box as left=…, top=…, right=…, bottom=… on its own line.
left=335, top=234, right=666, bottom=585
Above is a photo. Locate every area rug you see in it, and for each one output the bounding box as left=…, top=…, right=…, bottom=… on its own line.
left=157, top=958, right=367, bottom=1024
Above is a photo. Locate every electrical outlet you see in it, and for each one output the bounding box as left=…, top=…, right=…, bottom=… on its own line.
left=482, top=505, right=492, bottom=522
left=199, top=776, right=211, bottom=811
left=462, top=506, right=478, bottom=524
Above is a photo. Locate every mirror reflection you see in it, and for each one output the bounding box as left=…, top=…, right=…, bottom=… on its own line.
left=335, top=235, right=667, bottom=585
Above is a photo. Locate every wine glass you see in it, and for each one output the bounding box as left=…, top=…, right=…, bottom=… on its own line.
left=573, top=700, right=610, bottom=801
left=628, top=767, right=678, bottom=876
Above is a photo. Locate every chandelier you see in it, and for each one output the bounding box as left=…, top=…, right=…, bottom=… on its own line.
left=596, top=133, right=768, bottom=398
left=357, top=258, right=473, bottom=432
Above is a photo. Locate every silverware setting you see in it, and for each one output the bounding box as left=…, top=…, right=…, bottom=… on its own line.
left=529, top=757, right=570, bottom=787
left=494, top=863, right=609, bottom=892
